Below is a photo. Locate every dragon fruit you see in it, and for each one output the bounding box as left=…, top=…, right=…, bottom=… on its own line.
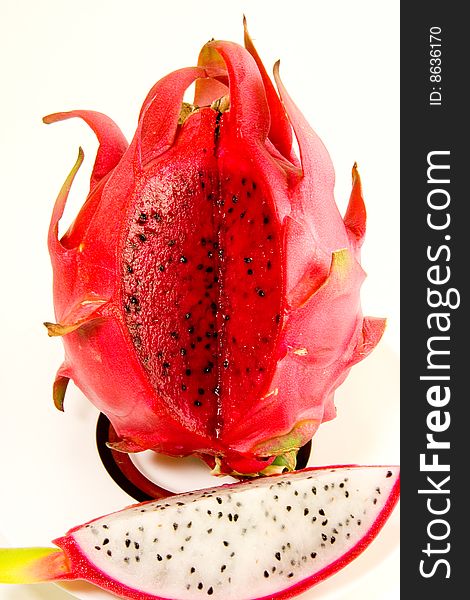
left=0, top=465, right=400, bottom=599
left=44, top=23, right=385, bottom=475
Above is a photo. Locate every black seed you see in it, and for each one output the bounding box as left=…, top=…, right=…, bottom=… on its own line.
left=159, top=264, right=165, bottom=272
left=187, top=522, right=192, bottom=528
left=357, top=519, right=362, bottom=526
left=244, top=257, right=253, bottom=263
left=185, top=312, right=191, bottom=319
left=180, top=348, right=187, bottom=356
left=94, top=546, right=101, bottom=550
left=198, top=388, right=205, bottom=395
left=166, top=554, right=172, bottom=560
left=170, top=331, right=178, bottom=339
left=311, top=552, right=317, bottom=559
left=168, top=239, right=176, bottom=247
left=201, top=237, right=206, bottom=246
left=263, top=216, right=269, bottom=224
left=181, top=384, right=187, bottom=391
left=319, top=509, right=325, bottom=516
left=240, top=211, right=246, bottom=219
left=331, top=536, right=336, bottom=544
left=207, top=587, right=213, bottom=595
left=228, top=207, right=233, bottom=213
left=264, top=570, right=269, bottom=578
left=186, top=368, right=192, bottom=375
left=221, top=565, right=227, bottom=572
left=130, top=296, right=138, bottom=304
left=223, top=314, right=230, bottom=321
left=373, top=498, right=378, bottom=504
left=267, top=260, right=272, bottom=269
left=207, top=528, right=213, bottom=534
left=386, top=470, right=393, bottom=478
left=322, top=520, right=328, bottom=526
left=345, top=491, right=349, bottom=498
left=206, top=266, right=213, bottom=273
left=286, top=506, right=292, bottom=512
left=124, top=557, right=130, bottom=563
left=257, top=289, right=265, bottom=297
left=138, top=212, right=148, bottom=222
left=223, top=359, right=229, bottom=368
left=223, top=541, right=229, bottom=547
left=216, top=497, right=222, bottom=504
left=194, top=400, right=202, bottom=407
left=126, top=264, right=133, bottom=274
left=134, top=554, right=139, bottom=561
left=339, top=483, right=344, bottom=488
left=198, top=583, right=203, bottom=590
left=241, top=177, right=246, bottom=185
left=312, top=487, right=317, bottom=495
left=288, top=572, right=294, bottom=578
left=275, top=552, right=281, bottom=561
left=247, top=269, right=253, bottom=275
left=304, top=508, right=309, bottom=516
left=322, top=533, right=327, bottom=541
left=153, top=212, right=162, bottom=221
left=138, top=233, right=147, bottom=242
left=180, top=256, right=188, bottom=263
left=163, top=362, right=170, bottom=369
left=210, top=302, right=217, bottom=311
left=102, top=538, right=109, bottom=545
left=190, top=567, right=196, bottom=573
left=173, top=523, right=178, bottom=531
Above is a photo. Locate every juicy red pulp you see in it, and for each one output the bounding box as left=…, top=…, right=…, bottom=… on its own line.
left=121, top=108, right=284, bottom=443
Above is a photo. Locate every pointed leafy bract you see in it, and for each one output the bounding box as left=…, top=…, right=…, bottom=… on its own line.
left=45, top=26, right=385, bottom=474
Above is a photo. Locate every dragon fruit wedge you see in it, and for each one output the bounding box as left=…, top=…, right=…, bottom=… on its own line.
left=44, top=23, right=385, bottom=475
left=0, top=465, right=400, bottom=599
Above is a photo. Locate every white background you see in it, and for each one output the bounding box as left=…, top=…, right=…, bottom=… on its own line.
left=0, top=1, right=399, bottom=599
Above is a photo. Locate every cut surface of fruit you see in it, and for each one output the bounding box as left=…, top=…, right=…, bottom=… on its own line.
left=0, top=466, right=399, bottom=600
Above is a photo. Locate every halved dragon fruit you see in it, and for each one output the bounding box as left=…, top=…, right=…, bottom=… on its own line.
left=0, top=465, right=399, bottom=599
left=44, top=23, right=385, bottom=475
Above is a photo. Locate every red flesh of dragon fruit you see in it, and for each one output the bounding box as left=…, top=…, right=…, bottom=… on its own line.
left=0, top=466, right=400, bottom=599
left=45, top=25, right=385, bottom=475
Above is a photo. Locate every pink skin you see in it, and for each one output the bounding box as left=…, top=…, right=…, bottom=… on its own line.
left=47, top=466, right=400, bottom=599
left=46, top=28, right=385, bottom=474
